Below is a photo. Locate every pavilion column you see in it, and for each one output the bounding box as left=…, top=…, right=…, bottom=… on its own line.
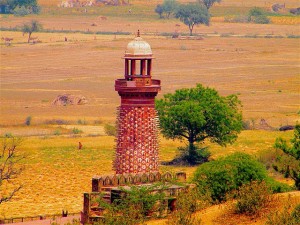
left=141, top=60, right=146, bottom=75
left=147, top=59, right=152, bottom=76
left=131, top=60, right=136, bottom=75
left=125, top=59, right=129, bottom=77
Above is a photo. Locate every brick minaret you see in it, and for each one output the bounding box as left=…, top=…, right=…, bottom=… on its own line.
left=114, top=32, right=161, bottom=174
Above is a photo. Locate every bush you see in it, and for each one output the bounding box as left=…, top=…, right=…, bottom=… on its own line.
left=248, top=7, right=264, bottom=17
left=13, top=6, right=30, bottom=16
left=291, top=204, right=300, bottom=221
left=104, top=124, right=116, bottom=136
left=252, top=15, right=270, bottom=24
left=167, top=189, right=206, bottom=225
left=248, top=7, right=270, bottom=24
left=265, top=177, right=292, bottom=193
left=96, top=184, right=165, bottom=225
left=72, top=128, right=82, bottom=134
left=31, top=5, right=41, bottom=14
left=266, top=202, right=300, bottom=225
left=77, top=119, right=87, bottom=125
left=178, top=146, right=210, bottom=165
left=193, top=152, right=274, bottom=202
left=53, top=130, right=61, bottom=136
left=25, top=116, right=32, bottom=126
left=224, top=15, right=249, bottom=23
left=234, top=181, right=271, bottom=215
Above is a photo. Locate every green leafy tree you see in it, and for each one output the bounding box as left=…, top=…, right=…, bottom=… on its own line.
left=21, top=20, right=42, bottom=43
left=274, top=125, right=300, bottom=189
left=175, top=3, right=210, bottom=36
left=0, top=0, right=38, bottom=13
left=156, top=84, right=242, bottom=164
left=161, top=0, right=178, bottom=19
left=248, top=7, right=270, bottom=24
left=197, top=0, right=222, bottom=10
left=155, top=4, right=164, bottom=18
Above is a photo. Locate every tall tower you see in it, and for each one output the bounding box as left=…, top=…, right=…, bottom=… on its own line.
left=114, top=32, right=161, bottom=174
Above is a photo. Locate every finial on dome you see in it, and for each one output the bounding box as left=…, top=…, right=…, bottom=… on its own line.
left=137, top=30, right=140, bottom=37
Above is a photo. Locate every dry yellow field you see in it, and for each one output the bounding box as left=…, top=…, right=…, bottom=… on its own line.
left=1, top=32, right=299, bottom=127
left=0, top=0, right=300, bottom=223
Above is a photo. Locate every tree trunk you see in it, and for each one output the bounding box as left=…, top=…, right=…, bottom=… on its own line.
left=189, top=24, right=194, bottom=36
left=27, top=32, right=32, bottom=43
left=188, top=136, right=195, bottom=158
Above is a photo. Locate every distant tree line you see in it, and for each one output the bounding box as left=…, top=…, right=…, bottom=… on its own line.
left=0, top=0, right=40, bottom=15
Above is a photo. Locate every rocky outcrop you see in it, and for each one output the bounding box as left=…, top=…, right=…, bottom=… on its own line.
left=52, top=94, right=87, bottom=106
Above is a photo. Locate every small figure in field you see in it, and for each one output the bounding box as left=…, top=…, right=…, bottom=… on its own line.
left=28, top=36, right=39, bottom=44
left=62, top=210, right=68, bottom=217
left=79, top=142, right=83, bottom=150
left=1, top=37, right=13, bottom=46
left=65, top=37, right=68, bottom=42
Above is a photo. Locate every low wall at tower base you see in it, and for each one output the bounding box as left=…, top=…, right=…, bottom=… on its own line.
left=81, top=171, right=193, bottom=224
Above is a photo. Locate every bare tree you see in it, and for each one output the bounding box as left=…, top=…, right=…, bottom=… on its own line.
left=0, top=136, right=24, bottom=204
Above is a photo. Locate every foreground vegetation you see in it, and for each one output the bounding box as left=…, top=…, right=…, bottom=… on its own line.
left=0, top=129, right=297, bottom=219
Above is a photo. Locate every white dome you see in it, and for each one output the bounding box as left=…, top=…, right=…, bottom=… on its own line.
left=125, top=36, right=152, bottom=57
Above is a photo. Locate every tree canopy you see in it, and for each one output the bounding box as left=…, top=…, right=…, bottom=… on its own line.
left=0, top=0, right=38, bottom=14
left=175, top=3, right=210, bottom=35
left=155, top=0, right=178, bottom=19
left=156, top=84, right=243, bottom=163
left=21, top=20, right=42, bottom=43
left=198, top=0, right=222, bottom=10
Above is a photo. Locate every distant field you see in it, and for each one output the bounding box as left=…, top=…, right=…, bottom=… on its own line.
left=1, top=33, right=299, bottom=127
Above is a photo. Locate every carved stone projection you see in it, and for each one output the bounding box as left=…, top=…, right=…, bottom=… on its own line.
left=114, top=31, right=161, bottom=174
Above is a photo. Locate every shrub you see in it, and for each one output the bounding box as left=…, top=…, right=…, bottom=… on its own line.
left=13, top=6, right=30, bottom=16
left=248, top=7, right=270, bottom=24
left=25, top=116, right=32, bottom=126
left=252, top=15, right=270, bottom=24
left=96, top=184, right=165, bottom=225
left=248, top=7, right=264, bottom=17
left=167, top=189, right=206, bottom=225
left=224, top=15, right=249, bottom=23
left=53, top=130, right=61, bottom=136
left=193, top=152, right=272, bottom=202
left=104, top=124, right=116, bottom=136
left=77, top=119, right=87, bottom=125
left=72, top=128, right=82, bottom=134
left=265, top=177, right=292, bottom=193
left=291, top=204, right=300, bottom=221
left=4, top=133, right=13, bottom=138
left=274, top=125, right=300, bottom=190
left=44, top=119, right=69, bottom=125
left=266, top=202, right=300, bottom=225
left=234, top=181, right=271, bottom=215
left=178, top=146, right=210, bottom=165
